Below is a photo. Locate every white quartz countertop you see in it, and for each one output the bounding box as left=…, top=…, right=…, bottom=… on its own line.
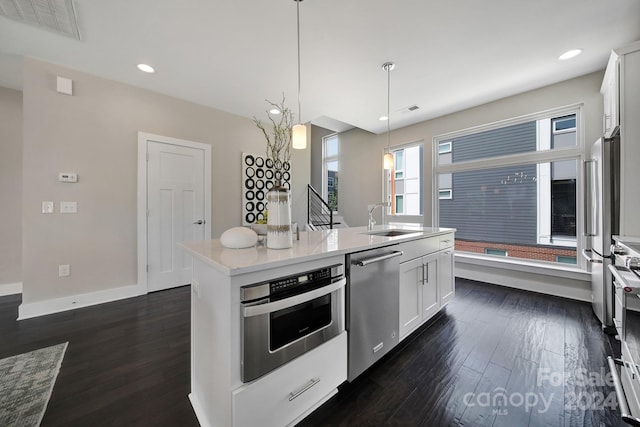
left=180, top=225, right=454, bottom=276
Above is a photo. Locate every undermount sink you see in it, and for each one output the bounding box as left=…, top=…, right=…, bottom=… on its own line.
left=364, top=229, right=421, bottom=237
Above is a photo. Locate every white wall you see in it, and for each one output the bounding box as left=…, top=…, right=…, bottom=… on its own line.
left=336, top=127, right=381, bottom=227
left=0, top=86, right=22, bottom=295
left=20, top=58, right=310, bottom=314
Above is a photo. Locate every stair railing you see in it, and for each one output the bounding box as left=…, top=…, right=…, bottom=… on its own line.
left=307, top=184, right=335, bottom=230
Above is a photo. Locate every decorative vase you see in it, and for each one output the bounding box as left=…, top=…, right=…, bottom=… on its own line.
left=266, top=180, right=293, bottom=249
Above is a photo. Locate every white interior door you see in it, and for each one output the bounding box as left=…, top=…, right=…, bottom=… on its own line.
left=147, top=140, right=206, bottom=292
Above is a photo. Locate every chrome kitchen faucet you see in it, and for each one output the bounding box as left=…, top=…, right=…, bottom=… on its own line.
left=368, top=202, right=389, bottom=231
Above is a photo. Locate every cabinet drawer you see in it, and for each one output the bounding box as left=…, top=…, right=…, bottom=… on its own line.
left=399, top=237, right=439, bottom=261
left=439, top=233, right=454, bottom=249
left=232, top=332, right=347, bottom=427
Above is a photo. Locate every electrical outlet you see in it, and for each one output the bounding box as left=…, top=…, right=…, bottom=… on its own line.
left=58, top=264, right=70, bottom=277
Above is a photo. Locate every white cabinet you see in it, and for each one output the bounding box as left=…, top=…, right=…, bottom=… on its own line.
left=399, top=253, right=438, bottom=340
left=187, top=254, right=347, bottom=427
left=600, top=41, right=640, bottom=236
left=398, top=236, right=455, bottom=341
left=439, top=248, right=455, bottom=306
left=601, top=52, right=620, bottom=138
left=232, top=332, right=347, bottom=427
left=438, top=233, right=455, bottom=307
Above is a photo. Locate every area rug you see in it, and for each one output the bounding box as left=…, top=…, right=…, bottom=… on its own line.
left=0, top=342, right=68, bottom=427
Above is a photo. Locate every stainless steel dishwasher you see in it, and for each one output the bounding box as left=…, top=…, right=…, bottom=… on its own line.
left=346, top=245, right=403, bottom=381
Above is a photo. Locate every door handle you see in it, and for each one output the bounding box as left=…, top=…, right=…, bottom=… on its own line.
left=243, top=277, right=346, bottom=318
left=582, top=249, right=603, bottom=264
left=583, top=159, right=597, bottom=237
left=354, top=251, right=404, bottom=267
left=421, top=263, right=428, bottom=285
left=193, top=220, right=205, bottom=225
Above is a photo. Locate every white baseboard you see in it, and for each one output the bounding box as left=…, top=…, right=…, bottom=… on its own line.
left=18, top=284, right=146, bottom=320
left=456, top=261, right=591, bottom=302
left=0, top=282, right=22, bottom=296
left=189, top=393, right=213, bottom=427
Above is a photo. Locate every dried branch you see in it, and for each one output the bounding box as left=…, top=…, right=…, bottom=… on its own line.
left=253, top=94, right=295, bottom=173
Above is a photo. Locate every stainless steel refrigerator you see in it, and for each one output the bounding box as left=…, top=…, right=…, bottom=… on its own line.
left=583, top=137, right=620, bottom=332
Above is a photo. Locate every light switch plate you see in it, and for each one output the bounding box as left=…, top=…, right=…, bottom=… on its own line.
left=42, top=201, right=54, bottom=214
left=58, top=172, right=78, bottom=183
left=60, top=201, right=77, bottom=213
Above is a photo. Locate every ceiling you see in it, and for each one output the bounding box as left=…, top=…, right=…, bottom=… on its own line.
left=1, top=0, right=639, bottom=134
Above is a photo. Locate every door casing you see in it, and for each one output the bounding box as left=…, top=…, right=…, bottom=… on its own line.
left=137, top=132, right=212, bottom=293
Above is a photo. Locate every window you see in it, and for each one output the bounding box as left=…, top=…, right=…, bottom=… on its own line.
left=438, top=141, right=452, bottom=154
left=553, top=115, right=577, bottom=133
left=485, top=248, right=508, bottom=256
left=386, top=143, right=423, bottom=218
left=438, top=189, right=452, bottom=200
left=438, top=142, right=453, bottom=201
left=394, top=151, right=404, bottom=179
left=556, top=255, right=577, bottom=264
left=434, top=108, right=582, bottom=266
left=323, top=134, right=339, bottom=212
left=395, top=195, right=404, bottom=214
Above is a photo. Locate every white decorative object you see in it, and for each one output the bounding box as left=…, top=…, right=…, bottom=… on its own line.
left=220, top=227, right=258, bottom=249
left=266, top=183, right=293, bottom=249
left=250, top=223, right=268, bottom=236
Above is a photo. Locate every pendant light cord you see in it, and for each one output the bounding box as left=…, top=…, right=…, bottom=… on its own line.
left=387, top=64, right=390, bottom=150
left=296, top=0, right=302, bottom=124
left=382, top=62, right=394, bottom=151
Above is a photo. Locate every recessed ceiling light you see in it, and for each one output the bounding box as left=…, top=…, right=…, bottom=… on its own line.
left=379, top=115, right=388, bottom=121
left=269, top=108, right=281, bottom=115
left=558, top=49, right=583, bottom=60
left=137, top=64, right=156, bottom=73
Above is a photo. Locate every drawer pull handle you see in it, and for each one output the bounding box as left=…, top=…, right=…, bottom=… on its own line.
left=373, top=342, right=384, bottom=353
left=289, top=377, right=320, bottom=401
left=422, top=264, right=428, bottom=285
left=607, top=357, right=640, bottom=426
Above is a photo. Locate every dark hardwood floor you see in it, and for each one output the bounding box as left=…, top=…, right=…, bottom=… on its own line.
left=0, top=279, right=626, bottom=426
left=0, top=286, right=199, bottom=427
left=301, top=279, right=625, bottom=427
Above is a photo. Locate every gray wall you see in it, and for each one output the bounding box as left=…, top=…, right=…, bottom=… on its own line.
left=440, top=121, right=538, bottom=244
left=450, top=121, right=537, bottom=162
left=0, top=87, right=22, bottom=287
left=21, top=58, right=310, bottom=305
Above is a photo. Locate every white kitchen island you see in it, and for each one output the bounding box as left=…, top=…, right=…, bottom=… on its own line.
left=180, top=225, right=454, bottom=427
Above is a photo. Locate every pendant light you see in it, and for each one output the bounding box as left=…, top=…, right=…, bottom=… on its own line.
left=291, top=0, right=307, bottom=149
left=382, top=62, right=395, bottom=170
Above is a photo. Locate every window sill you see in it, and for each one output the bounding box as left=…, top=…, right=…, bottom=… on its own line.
left=454, top=252, right=590, bottom=282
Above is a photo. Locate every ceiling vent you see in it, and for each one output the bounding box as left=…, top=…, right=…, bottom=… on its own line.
left=407, top=105, right=419, bottom=111
left=0, top=0, right=81, bottom=40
